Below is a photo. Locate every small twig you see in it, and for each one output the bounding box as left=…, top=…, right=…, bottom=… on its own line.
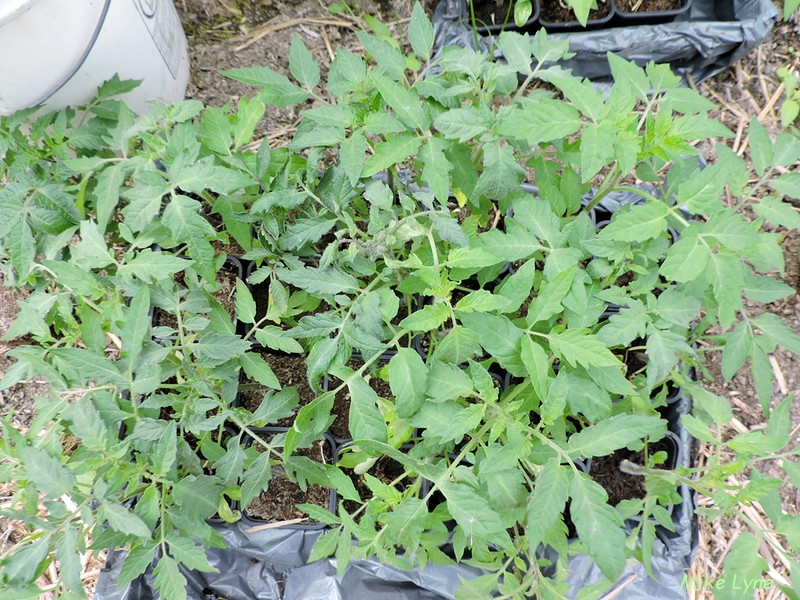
left=600, top=573, right=638, bottom=599
left=759, top=82, right=786, bottom=122
left=700, top=84, right=746, bottom=120
left=235, top=17, right=353, bottom=52
left=321, top=29, right=335, bottom=62
left=732, top=116, right=746, bottom=154
left=757, top=47, right=772, bottom=104
left=769, top=356, right=788, bottom=395
left=244, top=517, right=307, bottom=532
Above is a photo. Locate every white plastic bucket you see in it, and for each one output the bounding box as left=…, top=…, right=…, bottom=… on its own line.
left=0, top=0, right=190, bottom=116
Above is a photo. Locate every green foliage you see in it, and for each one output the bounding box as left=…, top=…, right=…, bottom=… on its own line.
left=778, top=65, right=800, bottom=128
left=1, top=5, right=799, bottom=599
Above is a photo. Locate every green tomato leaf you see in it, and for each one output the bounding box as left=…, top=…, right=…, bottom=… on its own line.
left=118, top=542, right=157, bottom=587
left=497, top=32, right=533, bottom=74
left=549, top=329, right=620, bottom=369
left=434, top=106, right=487, bottom=142
left=21, top=446, right=75, bottom=498
left=153, top=556, right=188, bottom=600
left=431, top=326, right=483, bottom=364
left=570, top=472, right=626, bottom=580
left=347, top=376, right=389, bottom=442
left=50, top=348, right=127, bottom=387
left=254, top=326, right=305, bottom=354
left=598, top=201, right=669, bottom=243
left=426, top=361, right=474, bottom=401
left=167, top=537, right=216, bottom=573
left=408, top=1, right=434, bottom=60
left=399, top=302, right=449, bottom=332
left=439, top=480, right=512, bottom=546
left=527, top=266, right=575, bottom=325
left=234, top=278, right=256, bottom=324
left=567, top=414, right=667, bottom=458
left=117, top=249, right=192, bottom=283
left=411, top=401, right=485, bottom=445
left=122, top=284, right=151, bottom=368
left=240, top=451, right=272, bottom=508
left=223, top=65, right=309, bottom=107
left=459, top=312, right=525, bottom=376
left=371, top=73, right=429, bottom=131
left=748, top=118, right=774, bottom=176
left=101, top=502, right=152, bottom=539
left=278, top=265, right=360, bottom=296
left=289, top=35, right=320, bottom=90
left=754, top=196, right=800, bottom=229
left=193, top=332, right=251, bottom=364
left=496, top=98, right=582, bottom=146
left=240, top=352, right=281, bottom=389
left=716, top=533, right=768, bottom=600
left=172, top=475, right=224, bottom=521
left=519, top=336, right=550, bottom=401
left=361, top=134, right=422, bottom=178
left=526, top=459, right=569, bottom=550
left=388, top=348, right=428, bottom=418
left=771, top=172, right=800, bottom=200
left=659, top=231, right=710, bottom=283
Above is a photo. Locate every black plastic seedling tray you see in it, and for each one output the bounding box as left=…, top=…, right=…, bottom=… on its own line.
left=435, top=0, right=777, bottom=84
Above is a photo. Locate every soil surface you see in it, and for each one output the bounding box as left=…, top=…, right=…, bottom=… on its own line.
left=615, top=0, right=685, bottom=12
left=239, top=352, right=317, bottom=426
left=176, top=0, right=415, bottom=139
left=245, top=436, right=333, bottom=521
left=540, top=0, right=611, bottom=23
left=589, top=437, right=674, bottom=506
left=470, top=0, right=514, bottom=29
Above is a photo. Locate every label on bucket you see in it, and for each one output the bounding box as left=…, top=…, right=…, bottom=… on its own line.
left=134, top=0, right=183, bottom=78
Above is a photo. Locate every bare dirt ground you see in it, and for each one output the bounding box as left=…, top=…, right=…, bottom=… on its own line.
left=0, top=1, right=799, bottom=597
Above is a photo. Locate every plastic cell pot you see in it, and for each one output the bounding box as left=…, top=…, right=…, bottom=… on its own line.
left=151, top=256, right=247, bottom=342
left=467, top=0, right=541, bottom=34
left=238, top=427, right=338, bottom=530
left=586, top=430, right=682, bottom=525
left=539, top=0, right=615, bottom=31
left=324, top=351, right=396, bottom=444
left=612, top=0, right=692, bottom=25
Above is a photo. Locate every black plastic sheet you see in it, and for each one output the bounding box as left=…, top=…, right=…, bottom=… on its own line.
left=432, top=0, right=777, bottom=84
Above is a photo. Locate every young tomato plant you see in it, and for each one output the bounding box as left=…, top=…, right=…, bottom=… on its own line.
left=1, top=4, right=800, bottom=599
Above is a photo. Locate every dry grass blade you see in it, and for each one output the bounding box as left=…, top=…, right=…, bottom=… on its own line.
left=235, top=17, right=354, bottom=52
left=600, top=573, right=638, bottom=599
left=243, top=517, right=307, bottom=533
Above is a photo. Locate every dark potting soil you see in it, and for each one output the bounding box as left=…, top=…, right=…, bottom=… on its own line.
left=211, top=236, right=247, bottom=259
left=589, top=438, right=672, bottom=506
left=245, top=437, right=333, bottom=522
left=614, top=341, right=648, bottom=380
left=330, top=358, right=393, bottom=439
left=213, top=266, right=239, bottom=319
left=239, top=353, right=317, bottom=427
left=451, top=203, right=503, bottom=234
left=616, top=0, right=684, bottom=11
left=342, top=455, right=407, bottom=514
left=469, top=0, right=514, bottom=29
left=540, top=0, right=611, bottom=22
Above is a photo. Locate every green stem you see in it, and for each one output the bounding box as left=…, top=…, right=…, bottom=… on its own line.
left=583, top=163, right=621, bottom=213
